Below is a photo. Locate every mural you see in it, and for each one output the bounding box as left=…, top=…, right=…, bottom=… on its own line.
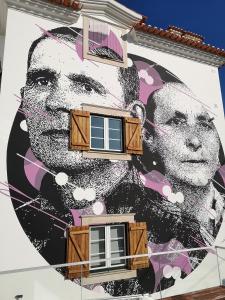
left=5, top=26, right=225, bottom=297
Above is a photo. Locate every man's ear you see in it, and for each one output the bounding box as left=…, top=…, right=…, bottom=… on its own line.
left=128, top=100, right=146, bottom=126
left=20, top=87, right=24, bottom=99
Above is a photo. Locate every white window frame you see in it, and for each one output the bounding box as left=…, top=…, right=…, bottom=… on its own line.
left=90, top=115, right=123, bottom=152
left=83, top=16, right=128, bottom=68
left=90, top=224, right=126, bottom=271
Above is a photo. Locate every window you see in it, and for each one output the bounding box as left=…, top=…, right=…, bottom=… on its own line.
left=90, top=224, right=126, bottom=271
left=83, top=16, right=127, bottom=67
left=66, top=218, right=149, bottom=282
left=69, top=107, right=143, bottom=158
left=90, top=116, right=123, bottom=152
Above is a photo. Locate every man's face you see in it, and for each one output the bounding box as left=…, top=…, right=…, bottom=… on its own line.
left=22, top=38, right=126, bottom=172
left=151, top=84, right=220, bottom=187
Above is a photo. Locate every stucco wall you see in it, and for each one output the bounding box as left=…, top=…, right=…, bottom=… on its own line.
left=0, top=7, right=225, bottom=300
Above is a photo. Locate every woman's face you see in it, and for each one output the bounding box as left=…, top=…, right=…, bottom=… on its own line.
left=149, top=83, right=220, bottom=187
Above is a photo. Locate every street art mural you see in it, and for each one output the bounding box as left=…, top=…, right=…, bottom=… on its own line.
left=4, top=26, right=225, bottom=297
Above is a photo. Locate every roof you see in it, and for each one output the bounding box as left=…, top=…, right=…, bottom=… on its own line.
left=47, top=0, right=81, bottom=10
left=134, top=19, right=225, bottom=58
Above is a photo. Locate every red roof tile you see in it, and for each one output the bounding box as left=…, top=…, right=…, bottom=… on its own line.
left=134, top=23, right=225, bottom=58
left=47, top=0, right=81, bottom=10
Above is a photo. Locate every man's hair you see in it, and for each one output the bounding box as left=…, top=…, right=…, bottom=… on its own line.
left=27, top=26, right=139, bottom=106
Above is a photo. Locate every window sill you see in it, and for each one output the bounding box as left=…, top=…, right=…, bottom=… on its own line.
left=82, top=269, right=137, bottom=285
left=83, top=150, right=131, bottom=161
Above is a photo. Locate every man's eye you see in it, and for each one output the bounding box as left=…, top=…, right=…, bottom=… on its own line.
left=81, top=83, right=93, bottom=92
left=35, top=77, right=52, bottom=86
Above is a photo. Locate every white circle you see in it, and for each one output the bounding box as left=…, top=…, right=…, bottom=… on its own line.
left=92, top=201, right=104, bottom=215
left=176, top=192, right=184, bottom=203
left=162, top=185, right=172, bottom=197
left=209, top=208, right=217, bottom=220
left=163, top=265, right=173, bottom=279
left=93, top=285, right=105, bottom=294
left=168, top=193, right=177, bottom=203
left=172, top=266, right=181, bottom=279
left=20, top=120, right=28, bottom=132
left=127, top=58, right=133, bottom=67
left=55, top=172, right=68, bottom=186
left=152, top=160, right=157, bottom=166
left=84, top=188, right=96, bottom=201
left=73, top=187, right=85, bottom=201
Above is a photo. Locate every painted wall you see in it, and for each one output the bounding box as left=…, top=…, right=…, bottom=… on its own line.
left=0, top=7, right=225, bottom=300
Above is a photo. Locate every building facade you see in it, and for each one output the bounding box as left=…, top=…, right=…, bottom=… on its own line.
left=0, top=0, right=225, bottom=299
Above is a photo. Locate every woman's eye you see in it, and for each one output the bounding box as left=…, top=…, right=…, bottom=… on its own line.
left=36, top=77, right=52, bottom=86
left=199, top=121, right=213, bottom=130
left=166, top=118, right=185, bottom=126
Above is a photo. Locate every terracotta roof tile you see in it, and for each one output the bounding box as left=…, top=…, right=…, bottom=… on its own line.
left=47, top=0, right=81, bottom=10
left=134, top=23, right=225, bottom=58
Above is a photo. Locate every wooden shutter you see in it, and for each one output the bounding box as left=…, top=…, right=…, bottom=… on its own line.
left=66, top=226, right=89, bottom=279
left=70, top=110, right=90, bottom=151
left=125, top=117, right=143, bottom=155
left=128, top=222, right=149, bottom=270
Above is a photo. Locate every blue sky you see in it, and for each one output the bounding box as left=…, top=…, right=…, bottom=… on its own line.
left=118, top=0, right=225, bottom=110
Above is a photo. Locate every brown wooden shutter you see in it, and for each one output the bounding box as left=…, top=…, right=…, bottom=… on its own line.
left=128, top=222, right=149, bottom=270
left=66, top=226, right=89, bottom=279
left=70, top=110, right=90, bottom=151
left=125, top=117, right=143, bottom=155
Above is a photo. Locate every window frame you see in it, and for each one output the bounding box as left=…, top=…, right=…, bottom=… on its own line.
left=89, top=223, right=127, bottom=272
left=90, top=114, right=123, bottom=152
left=83, top=16, right=128, bottom=68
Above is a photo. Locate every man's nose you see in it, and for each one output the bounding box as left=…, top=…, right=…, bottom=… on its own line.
left=186, top=133, right=202, bottom=151
left=45, top=87, right=73, bottom=113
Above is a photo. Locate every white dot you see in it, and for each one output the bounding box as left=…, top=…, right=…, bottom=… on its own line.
left=153, top=161, right=157, bottom=166
left=93, top=201, right=104, bottom=215
left=127, top=58, right=133, bottom=67
left=209, top=208, right=217, bottom=220
left=168, top=193, right=177, bottom=203
left=20, top=120, right=28, bottom=132
left=172, top=266, right=181, bottom=279
left=176, top=192, right=184, bottom=203
left=162, top=185, right=172, bottom=197
left=93, top=285, right=105, bottom=294
left=163, top=265, right=173, bottom=278
left=55, top=172, right=68, bottom=186
left=84, top=188, right=96, bottom=201
left=73, top=187, right=85, bottom=201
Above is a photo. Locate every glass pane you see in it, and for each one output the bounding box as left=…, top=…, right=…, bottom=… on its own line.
left=109, top=118, right=122, bottom=130
left=91, top=127, right=104, bottom=138
left=109, top=129, right=121, bottom=139
left=111, top=252, right=126, bottom=266
left=109, top=139, right=122, bottom=151
left=91, top=138, right=104, bottom=149
left=91, top=116, right=104, bottom=128
left=91, top=241, right=105, bottom=255
left=111, top=239, right=125, bottom=252
left=111, top=225, right=125, bottom=239
left=91, top=227, right=105, bottom=240
left=90, top=254, right=106, bottom=268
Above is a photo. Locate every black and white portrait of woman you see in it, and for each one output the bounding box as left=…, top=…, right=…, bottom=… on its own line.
left=5, top=26, right=225, bottom=296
